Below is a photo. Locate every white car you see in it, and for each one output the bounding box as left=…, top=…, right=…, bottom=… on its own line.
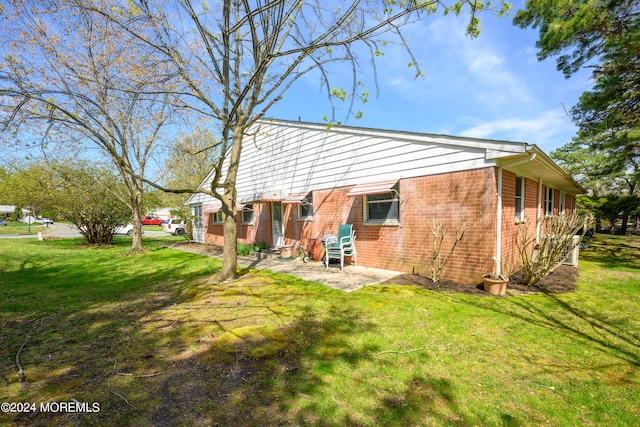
left=163, top=218, right=186, bottom=236
left=115, top=224, right=144, bottom=236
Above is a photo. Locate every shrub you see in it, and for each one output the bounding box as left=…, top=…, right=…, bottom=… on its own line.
left=428, top=220, right=469, bottom=282
left=237, top=242, right=254, bottom=256
left=516, top=214, right=593, bottom=286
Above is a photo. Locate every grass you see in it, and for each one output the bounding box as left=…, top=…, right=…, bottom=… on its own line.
left=0, top=234, right=638, bottom=426
left=0, top=222, right=162, bottom=236
left=0, top=221, right=47, bottom=235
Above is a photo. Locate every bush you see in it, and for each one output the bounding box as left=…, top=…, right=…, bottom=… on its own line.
left=516, top=214, right=593, bottom=286
left=237, top=241, right=269, bottom=256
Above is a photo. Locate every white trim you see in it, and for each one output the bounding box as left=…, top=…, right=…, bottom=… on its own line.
left=515, top=176, right=525, bottom=223
left=364, top=191, right=400, bottom=224
left=545, top=187, right=554, bottom=216
left=497, top=167, right=504, bottom=276
left=537, top=179, right=543, bottom=243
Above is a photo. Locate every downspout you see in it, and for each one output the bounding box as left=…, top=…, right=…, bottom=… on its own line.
left=537, top=179, right=543, bottom=243
left=495, top=152, right=537, bottom=276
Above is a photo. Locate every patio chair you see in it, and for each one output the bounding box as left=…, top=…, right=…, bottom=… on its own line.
left=324, top=224, right=357, bottom=270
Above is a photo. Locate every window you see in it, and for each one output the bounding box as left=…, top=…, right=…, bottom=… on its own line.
left=515, top=176, right=525, bottom=222
left=192, top=205, right=203, bottom=228
left=298, top=193, right=313, bottom=220
left=545, top=187, right=554, bottom=216
left=365, top=191, right=399, bottom=223
left=210, top=211, right=223, bottom=224
left=241, top=204, right=253, bottom=224
left=559, top=192, right=566, bottom=215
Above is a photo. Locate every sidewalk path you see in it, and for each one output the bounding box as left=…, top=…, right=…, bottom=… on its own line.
left=164, top=242, right=401, bottom=292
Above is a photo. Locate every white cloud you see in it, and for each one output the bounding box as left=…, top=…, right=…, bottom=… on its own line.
left=459, top=109, right=576, bottom=149
left=373, top=14, right=536, bottom=112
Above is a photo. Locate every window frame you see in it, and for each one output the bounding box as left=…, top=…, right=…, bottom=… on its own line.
left=515, top=176, right=525, bottom=223
left=241, top=204, right=254, bottom=224
left=364, top=189, right=400, bottom=225
left=544, top=187, right=554, bottom=216
left=297, top=193, right=314, bottom=221
left=559, top=192, right=566, bottom=215
left=210, top=211, right=223, bottom=224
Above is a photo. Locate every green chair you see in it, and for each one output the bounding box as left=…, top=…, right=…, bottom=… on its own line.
left=325, top=224, right=357, bottom=270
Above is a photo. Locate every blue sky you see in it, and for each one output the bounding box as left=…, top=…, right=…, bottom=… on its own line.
left=269, top=1, right=593, bottom=155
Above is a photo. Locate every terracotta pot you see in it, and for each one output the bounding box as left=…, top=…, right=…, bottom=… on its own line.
left=278, top=245, right=294, bottom=258
left=482, top=275, right=508, bottom=297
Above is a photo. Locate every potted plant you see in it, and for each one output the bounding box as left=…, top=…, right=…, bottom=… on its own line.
left=482, top=262, right=512, bottom=297
left=278, top=245, right=294, bottom=258
left=482, top=273, right=509, bottom=297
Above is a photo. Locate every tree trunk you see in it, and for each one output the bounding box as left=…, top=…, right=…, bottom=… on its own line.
left=621, top=215, right=629, bottom=235
left=215, top=124, right=245, bottom=282
left=130, top=188, right=145, bottom=252
left=218, top=196, right=238, bottom=281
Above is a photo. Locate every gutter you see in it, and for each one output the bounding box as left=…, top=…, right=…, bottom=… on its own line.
left=495, top=152, right=537, bottom=277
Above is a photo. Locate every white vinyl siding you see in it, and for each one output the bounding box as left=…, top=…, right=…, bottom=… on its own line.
left=187, top=121, right=517, bottom=206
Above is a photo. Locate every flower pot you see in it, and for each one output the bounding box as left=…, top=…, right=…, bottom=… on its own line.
left=278, top=245, right=294, bottom=258
left=482, top=275, right=508, bottom=297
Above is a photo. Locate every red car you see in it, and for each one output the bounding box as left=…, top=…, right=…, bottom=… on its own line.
left=141, top=216, right=164, bottom=226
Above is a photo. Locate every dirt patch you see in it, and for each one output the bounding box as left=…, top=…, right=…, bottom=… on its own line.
left=381, top=265, right=578, bottom=296
left=163, top=241, right=224, bottom=256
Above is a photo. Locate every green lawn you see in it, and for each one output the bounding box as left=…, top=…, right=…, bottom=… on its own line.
left=0, top=221, right=47, bottom=235
left=0, top=222, right=164, bottom=236
left=0, top=235, right=638, bottom=426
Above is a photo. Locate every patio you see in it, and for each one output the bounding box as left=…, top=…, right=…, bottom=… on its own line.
left=164, top=242, right=400, bottom=292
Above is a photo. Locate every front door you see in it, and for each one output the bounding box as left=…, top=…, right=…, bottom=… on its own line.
left=192, top=204, right=204, bottom=243
left=271, top=202, right=284, bottom=248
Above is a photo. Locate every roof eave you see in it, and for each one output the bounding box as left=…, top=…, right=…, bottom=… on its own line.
left=496, top=145, right=586, bottom=195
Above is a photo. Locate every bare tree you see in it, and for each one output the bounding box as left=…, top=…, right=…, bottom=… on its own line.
left=96, top=0, right=509, bottom=281
left=2, top=0, right=509, bottom=280
left=516, top=215, right=593, bottom=287
left=428, top=220, right=469, bottom=282
left=0, top=0, right=179, bottom=251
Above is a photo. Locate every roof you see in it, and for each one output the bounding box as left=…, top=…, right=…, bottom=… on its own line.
left=0, top=205, right=31, bottom=213
left=186, top=119, right=583, bottom=205
left=493, top=147, right=584, bottom=194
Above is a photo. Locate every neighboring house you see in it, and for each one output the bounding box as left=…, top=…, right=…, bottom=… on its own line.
left=150, top=208, right=173, bottom=220
left=186, top=119, right=583, bottom=285
left=0, top=205, right=31, bottom=220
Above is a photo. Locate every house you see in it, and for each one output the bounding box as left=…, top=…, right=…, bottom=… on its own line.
left=148, top=208, right=174, bottom=220
left=0, top=205, right=31, bottom=220
left=186, top=119, right=583, bottom=285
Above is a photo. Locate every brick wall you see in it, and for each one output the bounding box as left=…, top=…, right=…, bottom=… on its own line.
left=200, top=168, right=578, bottom=285
left=204, top=204, right=270, bottom=247
left=500, top=171, right=540, bottom=275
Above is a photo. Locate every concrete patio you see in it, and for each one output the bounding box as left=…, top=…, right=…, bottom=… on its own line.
left=165, top=242, right=401, bottom=292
